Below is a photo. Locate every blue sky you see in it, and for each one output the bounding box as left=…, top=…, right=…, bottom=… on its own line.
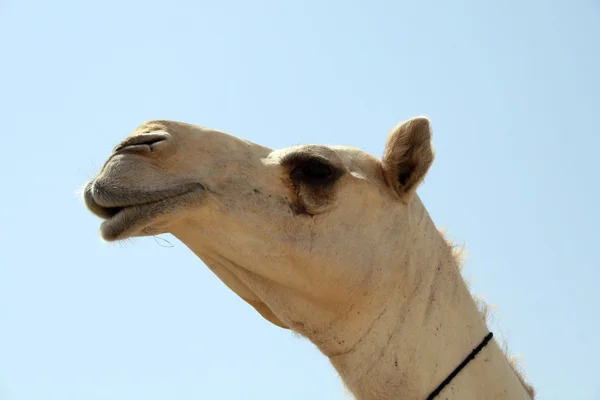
left=1, top=0, right=598, bottom=399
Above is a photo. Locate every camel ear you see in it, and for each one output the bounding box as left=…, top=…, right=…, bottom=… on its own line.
left=382, top=117, right=434, bottom=202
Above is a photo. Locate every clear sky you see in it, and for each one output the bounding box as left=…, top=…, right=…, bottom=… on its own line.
left=1, top=1, right=598, bottom=399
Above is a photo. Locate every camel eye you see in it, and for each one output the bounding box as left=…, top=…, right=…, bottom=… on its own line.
left=301, top=162, right=332, bottom=179
left=292, top=159, right=336, bottom=183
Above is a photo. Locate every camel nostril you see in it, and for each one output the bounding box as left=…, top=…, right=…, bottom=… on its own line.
left=113, top=133, right=170, bottom=154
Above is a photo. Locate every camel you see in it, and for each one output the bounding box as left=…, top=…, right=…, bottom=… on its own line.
left=82, top=117, right=535, bottom=399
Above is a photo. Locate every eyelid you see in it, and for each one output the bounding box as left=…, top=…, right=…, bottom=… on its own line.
left=281, top=153, right=334, bottom=169
left=293, top=158, right=337, bottom=178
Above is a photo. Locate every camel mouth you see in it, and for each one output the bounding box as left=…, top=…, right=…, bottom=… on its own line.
left=83, top=181, right=206, bottom=241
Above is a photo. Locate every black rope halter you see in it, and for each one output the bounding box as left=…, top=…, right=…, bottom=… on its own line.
left=426, top=332, right=494, bottom=400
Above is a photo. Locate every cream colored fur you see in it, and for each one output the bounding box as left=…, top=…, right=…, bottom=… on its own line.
left=82, top=117, right=534, bottom=399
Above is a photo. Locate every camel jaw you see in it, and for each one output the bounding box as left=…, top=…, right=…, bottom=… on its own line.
left=83, top=181, right=206, bottom=241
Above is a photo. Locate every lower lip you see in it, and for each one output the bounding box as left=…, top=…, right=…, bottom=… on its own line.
left=97, top=187, right=204, bottom=241
left=99, top=203, right=144, bottom=236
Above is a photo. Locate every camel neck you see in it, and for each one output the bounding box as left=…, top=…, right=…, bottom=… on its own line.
left=328, top=256, right=531, bottom=399
left=328, top=200, right=532, bottom=400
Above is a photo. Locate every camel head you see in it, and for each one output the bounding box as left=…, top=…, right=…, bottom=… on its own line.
left=83, top=117, right=435, bottom=353
left=82, top=118, right=538, bottom=400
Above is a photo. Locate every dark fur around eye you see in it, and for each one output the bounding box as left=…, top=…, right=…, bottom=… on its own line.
left=280, top=151, right=341, bottom=186
left=299, top=162, right=332, bottom=179
left=290, top=158, right=339, bottom=185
